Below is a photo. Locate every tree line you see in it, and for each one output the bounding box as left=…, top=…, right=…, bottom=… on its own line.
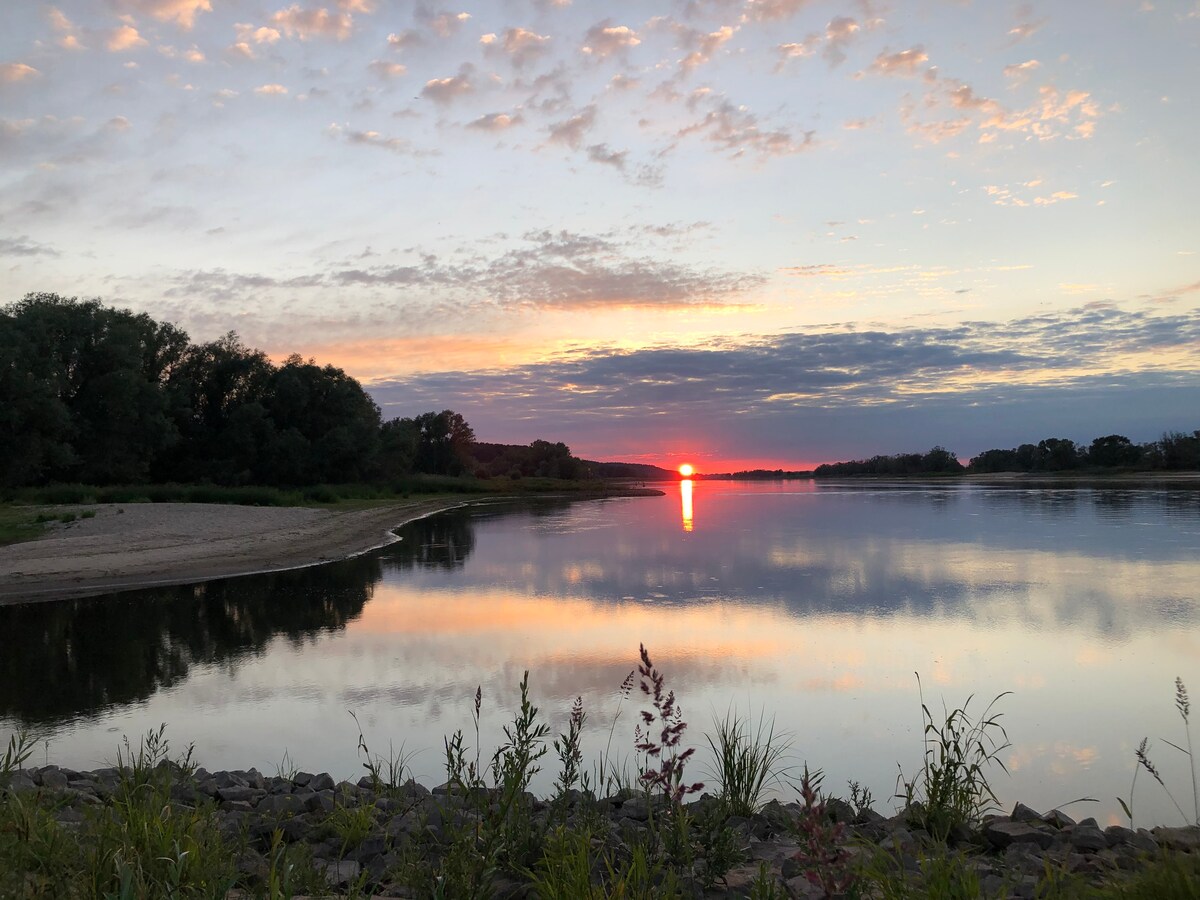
left=814, top=432, right=1200, bottom=477
left=0, top=293, right=590, bottom=488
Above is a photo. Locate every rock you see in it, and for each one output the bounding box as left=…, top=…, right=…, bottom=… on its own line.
left=984, top=820, right=1055, bottom=850
left=258, top=793, right=307, bottom=816
left=211, top=770, right=246, bottom=790
left=1151, top=825, right=1200, bottom=852
left=292, top=771, right=314, bottom=787
left=309, top=772, right=335, bottom=792
left=316, top=859, right=361, bottom=888
left=784, top=874, right=825, bottom=898
left=39, top=767, right=70, bottom=790
left=619, top=796, right=650, bottom=821
left=1131, top=828, right=1159, bottom=854
left=1011, top=802, right=1042, bottom=823
left=4, top=773, right=38, bottom=795
left=825, top=797, right=855, bottom=824
left=1041, top=809, right=1076, bottom=829
left=217, top=785, right=263, bottom=804
left=1068, top=824, right=1108, bottom=852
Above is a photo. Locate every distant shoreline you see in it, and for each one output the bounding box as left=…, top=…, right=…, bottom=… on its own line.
left=0, top=488, right=662, bottom=605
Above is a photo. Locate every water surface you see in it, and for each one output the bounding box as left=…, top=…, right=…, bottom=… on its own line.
left=3, top=481, right=1198, bottom=826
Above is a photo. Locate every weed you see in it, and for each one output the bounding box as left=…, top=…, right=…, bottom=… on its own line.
left=748, top=861, right=785, bottom=900
left=704, top=707, right=792, bottom=817
left=634, top=643, right=703, bottom=806
left=896, top=673, right=1011, bottom=840
left=351, top=710, right=415, bottom=796
left=862, top=844, right=999, bottom=900
left=790, top=764, right=857, bottom=896
left=553, top=695, right=586, bottom=800
left=0, top=730, right=34, bottom=786
left=1121, top=677, right=1198, bottom=828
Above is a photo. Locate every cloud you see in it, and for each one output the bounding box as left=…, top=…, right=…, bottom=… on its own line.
left=547, top=105, right=596, bottom=149
left=327, top=122, right=415, bottom=154
left=1003, top=59, right=1040, bottom=82
left=330, top=228, right=763, bottom=311
left=254, top=83, right=289, bottom=95
left=421, top=65, right=474, bottom=103
left=420, top=10, right=471, bottom=38
left=586, top=143, right=627, bottom=169
left=822, top=16, right=860, bottom=66
left=466, top=112, right=523, bottom=131
left=366, top=305, right=1200, bottom=460
left=235, top=23, right=282, bottom=44
left=677, top=93, right=815, bottom=159
left=0, top=64, right=39, bottom=84
left=481, top=27, right=551, bottom=69
left=866, top=46, right=929, bottom=77
left=270, top=5, right=354, bottom=41
left=581, top=21, right=641, bottom=59
left=106, top=25, right=149, bottom=52
left=386, top=30, right=423, bottom=50
left=744, top=0, right=814, bottom=22
left=678, top=24, right=736, bottom=73
left=1008, top=19, right=1045, bottom=43
left=0, top=235, right=59, bottom=257
left=116, top=0, right=212, bottom=30
left=368, top=60, right=407, bottom=78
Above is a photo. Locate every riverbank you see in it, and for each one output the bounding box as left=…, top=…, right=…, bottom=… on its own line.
left=4, top=759, right=1198, bottom=899
left=0, top=489, right=660, bottom=604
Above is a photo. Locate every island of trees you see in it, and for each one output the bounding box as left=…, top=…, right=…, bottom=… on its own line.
left=0, top=293, right=596, bottom=490
left=813, top=433, right=1200, bottom=477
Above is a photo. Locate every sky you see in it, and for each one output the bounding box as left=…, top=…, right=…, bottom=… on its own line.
left=2, top=0, right=1199, bottom=470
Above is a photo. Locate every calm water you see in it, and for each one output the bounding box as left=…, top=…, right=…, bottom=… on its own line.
left=3, top=481, right=1199, bottom=826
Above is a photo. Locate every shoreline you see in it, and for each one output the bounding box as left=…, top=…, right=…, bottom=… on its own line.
left=0, top=498, right=469, bottom=604
left=0, top=489, right=663, bottom=605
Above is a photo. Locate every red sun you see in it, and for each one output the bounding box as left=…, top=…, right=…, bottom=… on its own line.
left=678, top=463, right=695, bottom=477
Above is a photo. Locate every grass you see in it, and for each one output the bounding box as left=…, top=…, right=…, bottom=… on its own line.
left=0, top=506, right=51, bottom=546
left=704, top=707, right=792, bottom=817
left=3, top=660, right=1196, bottom=899
left=896, top=673, right=1012, bottom=841
left=1121, top=677, right=1198, bottom=829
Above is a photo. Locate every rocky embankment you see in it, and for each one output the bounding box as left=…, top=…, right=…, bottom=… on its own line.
left=7, top=764, right=1200, bottom=898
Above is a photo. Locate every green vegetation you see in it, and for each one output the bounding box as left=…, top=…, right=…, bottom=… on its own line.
left=895, top=674, right=1012, bottom=841
left=0, top=293, right=600, bottom=492
left=3, top=663, right=1197, bottom=898
left=1122, top=678, right=1198, bottom=829
left=815, top=431, right=1200, bottom=477
left=704, top=708, right=792, bottom=817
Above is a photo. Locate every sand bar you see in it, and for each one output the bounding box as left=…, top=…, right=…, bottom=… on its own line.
left=0, top=499, right=470, bottom=604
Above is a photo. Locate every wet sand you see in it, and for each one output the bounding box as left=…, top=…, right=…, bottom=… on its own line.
left=0, top=499, right=469, bottom=604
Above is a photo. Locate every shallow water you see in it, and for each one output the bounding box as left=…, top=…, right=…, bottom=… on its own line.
left=3, top=481, right=1198, bottom=827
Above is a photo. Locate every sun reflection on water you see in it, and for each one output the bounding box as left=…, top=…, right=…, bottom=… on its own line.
left=681, top=478, right=694, bottom=532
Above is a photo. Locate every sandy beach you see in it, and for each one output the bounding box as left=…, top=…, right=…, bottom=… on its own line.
left=0, top=499, right=469, bottom=604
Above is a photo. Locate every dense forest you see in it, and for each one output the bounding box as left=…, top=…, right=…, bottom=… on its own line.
left=814, top=433, right=1200, bottom=477
left=0, top=293, right=592, bottom=489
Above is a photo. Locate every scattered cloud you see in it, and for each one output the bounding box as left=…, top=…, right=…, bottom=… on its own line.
left=254, top=83, right=289, bottom=95
left=421, top=65, right=475, bottom=103
left=547, top=105, right=596, bottom=149
left=866, top=46, right=930, bottom=77
left=270, top=5, right=354, bottom=41
left=466, top=112, right=523, bottom=131
left=1003, top=59, right=1040, bottom=82
left=327, top=122, right=415, bottom=154
left=677, top=92, right=815, bottom=159
left=368, top=60, right=407, bottom=78
left=116, top=0, right=213, bottom=30
left=481, top=27, right=552, bottom=69
left=106, top=25, right=149, bottom=52
left=235, top=23, right=282, bottom=44
left=744, top=0, right=815, bottom=22
left=0, top=64, right=39, bottom=84
left=386, top=30, right=423, bottom=50
left=581, top=21, right=641, bottom=59
left=0, top=235, right=59, bottom=256
left=420, top=10, right=471, bottom=38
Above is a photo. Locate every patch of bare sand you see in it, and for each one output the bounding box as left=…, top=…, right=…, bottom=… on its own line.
left=0, top=500, right=467, bottom=604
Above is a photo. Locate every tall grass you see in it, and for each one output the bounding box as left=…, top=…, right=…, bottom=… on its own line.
left=704, top=707, right=792, bottom=816
left=896, top=673, right=1012, bottom=840
left=1121, top=677, right=1198, bottom=828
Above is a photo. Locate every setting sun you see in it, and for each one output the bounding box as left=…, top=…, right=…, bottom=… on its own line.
left=678, top=463, right=695, bottom=477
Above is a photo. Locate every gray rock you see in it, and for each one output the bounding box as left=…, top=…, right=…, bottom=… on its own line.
left=1131, top=828, right=1159, bottom=854
left=985, top=820, right=1055, bottom=850
left=217, top=785, right=263, bottom=804
left=1041, top=809, right=1076, bottom=829
left=619, top=796, right=650, bottom=821
left=292, top=771, right=314, bottom=787
left=4, top=773, right=38, bottom=794
left=1011, top=802, right=1042, bottom=823
left=309, top=772, right=335, bottom=792
left=316, top=858, right=361, bottom=888
left=1151, top=825, right=1200, bottom=852
left=258, top=793, right=307, bottom=816
left=39, top=767, right=70, bottom=790
left=210, top=770, right=246, bottom=790
left=1068, top=824, right=1108, bottom=852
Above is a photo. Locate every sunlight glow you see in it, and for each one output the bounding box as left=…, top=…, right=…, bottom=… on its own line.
left=678, top=463, right=695, bottom=477
left=681, top=478, right=694, bottom=532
